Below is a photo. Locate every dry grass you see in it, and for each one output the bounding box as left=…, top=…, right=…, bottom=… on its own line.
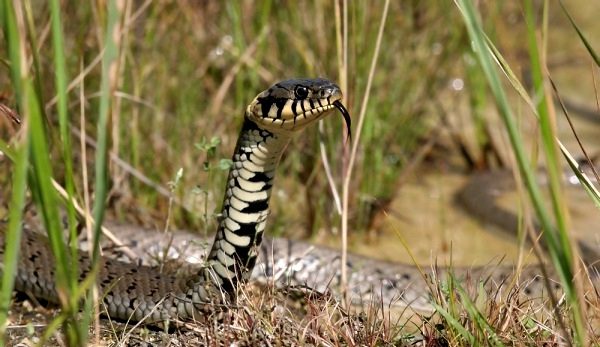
left=5, top=265, right=598, bottom=346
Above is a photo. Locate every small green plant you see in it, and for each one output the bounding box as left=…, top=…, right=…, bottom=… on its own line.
left=193, top=136, right=233, bottom=233
left=195, top=136, right=233, bottom=172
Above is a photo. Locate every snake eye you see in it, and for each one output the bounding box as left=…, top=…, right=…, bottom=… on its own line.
left=294, top=86, right=309, bottom=99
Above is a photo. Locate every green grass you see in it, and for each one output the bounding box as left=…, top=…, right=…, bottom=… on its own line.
left=453, top=0, right=599, bottom=345
left=1, top=0, right=599, bottom=345
left=0, top=1, right=458, bottom=236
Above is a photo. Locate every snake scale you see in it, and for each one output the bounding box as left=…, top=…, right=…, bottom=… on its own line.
left=0, top=78, right=598, bottom=325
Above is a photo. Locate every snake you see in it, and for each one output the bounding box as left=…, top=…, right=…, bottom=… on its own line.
left=1, top=78, right=598, bottom=325
left=0, top=78, right=352, bottom=323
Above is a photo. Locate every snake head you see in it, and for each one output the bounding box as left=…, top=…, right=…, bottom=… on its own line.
left=246, top=78, right=351, bottom=137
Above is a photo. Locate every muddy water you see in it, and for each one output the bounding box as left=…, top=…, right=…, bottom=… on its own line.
left=318, top=128, right=600, bottom=269
left=317, top=171, right=535, bottom=266
left=349, top=172, right=532, bottom=266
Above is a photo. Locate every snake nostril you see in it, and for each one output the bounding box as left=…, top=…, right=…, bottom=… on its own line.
left=320, top=88, right=331, bottom=98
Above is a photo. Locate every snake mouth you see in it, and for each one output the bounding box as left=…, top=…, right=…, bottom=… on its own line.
left=334, top=100, right=352, bottom=141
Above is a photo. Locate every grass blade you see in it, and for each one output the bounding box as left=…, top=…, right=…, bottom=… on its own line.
left=340, top=0, right=390, bottom=303
left=50, top=0, right=78, bottom=263
left=0, top=117, right=29, bottom=344
left=92, top=0, right=121, bottom=254
left=455, top=0, right=585, bottom=344
left=0, top=3, right=28, bottom=341
left=558, top=0, right=600, bottom=67
left=484, top=29, right=600, bottom=211
left=49, top=0, right=94, bottom=342
left=432, top=302, right=476, bottom=345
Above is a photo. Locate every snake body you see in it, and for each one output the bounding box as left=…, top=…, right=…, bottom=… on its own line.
left=84, top=223, right=559, bottom=313
left=1, top=78, right=598, bottom=324
left=0, top=78, right=351, bottom=323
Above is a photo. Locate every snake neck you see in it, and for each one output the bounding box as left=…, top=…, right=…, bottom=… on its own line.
left=206, top=117, right=291, bottom=292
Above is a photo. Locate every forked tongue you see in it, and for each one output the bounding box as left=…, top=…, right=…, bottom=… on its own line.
left=333, top=100, right=352, bottom=142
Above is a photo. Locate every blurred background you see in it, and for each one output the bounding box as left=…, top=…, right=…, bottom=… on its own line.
left=1, top=1, right=599, bottom=267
